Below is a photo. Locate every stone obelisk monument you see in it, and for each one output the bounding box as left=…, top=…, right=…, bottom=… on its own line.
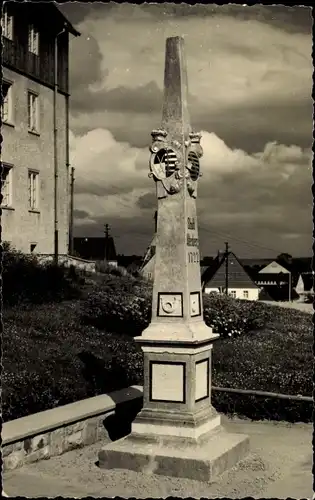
left=99, top=36, right=249, bottom=482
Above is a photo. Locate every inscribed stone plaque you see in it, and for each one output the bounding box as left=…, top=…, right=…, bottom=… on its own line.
left=195, top=359, right=209, bottom=402
left=150, top=362, right=185, bottom=402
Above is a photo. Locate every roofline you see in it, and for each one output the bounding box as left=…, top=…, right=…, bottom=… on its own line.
left=54, top=4, right=81, bottom=37
left=202, top=251, right=259, bottom=290
left=229, top=252, right=259, bottom=288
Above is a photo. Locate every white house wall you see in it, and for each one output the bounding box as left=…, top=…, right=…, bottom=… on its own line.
left=204, top=287, right=259, bottom=301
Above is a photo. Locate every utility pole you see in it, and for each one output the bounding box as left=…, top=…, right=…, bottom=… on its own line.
left=225, top=241, right=229, bottom=295
left=104, top=223, right=110, bottom=261
left=68, top=167, right=75, bottom=254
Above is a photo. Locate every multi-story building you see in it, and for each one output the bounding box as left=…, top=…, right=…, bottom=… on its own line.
left=1, top=2, right=79, bottom=255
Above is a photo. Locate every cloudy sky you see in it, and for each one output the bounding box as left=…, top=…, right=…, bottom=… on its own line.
left=59, top=3, right=313, bottom=258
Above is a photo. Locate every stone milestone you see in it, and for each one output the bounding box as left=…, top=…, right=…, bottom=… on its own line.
left=98, top=36, right=249, bottom=482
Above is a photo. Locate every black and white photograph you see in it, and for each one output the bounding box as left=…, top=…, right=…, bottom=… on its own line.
left=2, top=2, right=313, bottom=498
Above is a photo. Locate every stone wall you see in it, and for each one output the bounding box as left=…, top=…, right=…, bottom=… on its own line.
left=37, top=254, right=96, bottom=273
left=2, top=386, right=143, bottom=472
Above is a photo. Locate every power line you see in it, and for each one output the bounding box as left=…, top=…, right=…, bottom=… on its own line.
left=199, top=224, right=284, bottom=255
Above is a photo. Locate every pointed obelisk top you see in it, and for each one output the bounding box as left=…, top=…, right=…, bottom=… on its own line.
left=161, top=36, right=191, bottom=139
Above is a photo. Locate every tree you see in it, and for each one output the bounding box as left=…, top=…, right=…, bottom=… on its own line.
left=277, top=253, right=293, bottom=265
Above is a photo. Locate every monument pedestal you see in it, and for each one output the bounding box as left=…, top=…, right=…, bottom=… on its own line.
left=99, top=332, right=249, bottom=481
left=98, top=424, right=249, bottom=482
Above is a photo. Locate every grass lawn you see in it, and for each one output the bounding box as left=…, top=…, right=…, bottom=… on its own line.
left=3, top=296, right=312, bottom=422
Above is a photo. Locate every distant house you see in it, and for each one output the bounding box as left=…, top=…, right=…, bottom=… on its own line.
left=295, top=272, right=314, bottom=302
left=255, top=259, right=301, bottom=301
left=139, top=211, right=157, bottom=281
left=73, top=236, right=117, bottom=266
left=139, top=234, right=156, bottom=281
left=202, top=251, right=259, bottom=301
left=258, top=260, right=290, bottom=275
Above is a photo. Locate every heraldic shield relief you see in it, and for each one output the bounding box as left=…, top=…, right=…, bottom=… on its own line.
left=149, top=129, right=203, bottom=199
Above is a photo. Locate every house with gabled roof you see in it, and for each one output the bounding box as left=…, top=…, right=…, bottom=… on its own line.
left=295, top=272, right=314, bottom=302
left=139, top=233, right=156, bottom=281
left=139, top=211, right=157, bottom=281
left=201, top=251, right=260, bottom=301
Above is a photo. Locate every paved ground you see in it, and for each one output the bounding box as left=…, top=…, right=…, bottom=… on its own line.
left=261, top=300, right=313, bottom=314
left=4, top=416, right=313, bottom=498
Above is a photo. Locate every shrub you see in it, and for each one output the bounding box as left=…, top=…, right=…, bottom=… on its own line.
left=3, top=293, right=312, bottom=422
left=2, top=243, right=82, bottom=306
left=95, top=260, right=128, bottom=277
left=81, top=273, right=152, bottom=335
left=82, top=281, right=266, bottom=339
left=2, top=302, right=143, bottom=421
left=211, top=390, right=312, bottom=423
left=203, top=293, right=268, bottom=337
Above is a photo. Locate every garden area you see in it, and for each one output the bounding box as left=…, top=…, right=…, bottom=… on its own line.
left=2, top=245, right=313, bottom=423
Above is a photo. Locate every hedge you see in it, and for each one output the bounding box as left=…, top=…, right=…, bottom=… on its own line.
left=3, top=294, right=312, bottom=422
left=3, top=243, right=83, bottom=306
left=2, top=252, right=312, bottom=423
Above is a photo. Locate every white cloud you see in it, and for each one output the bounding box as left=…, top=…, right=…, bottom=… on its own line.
left=71, top=127, right=311, bottom=237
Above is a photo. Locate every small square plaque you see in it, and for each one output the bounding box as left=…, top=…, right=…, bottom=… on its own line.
left=157, top=292, right=183, bottom=317
left=190, top=291, right=201, bottom=317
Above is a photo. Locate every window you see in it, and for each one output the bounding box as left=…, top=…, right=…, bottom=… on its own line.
left=28, top=171, right=39, bottom=210
left=2, top=81, right=13, bottom=123
left=229, top=290, right=236, bottom=298
left=28, top=24, right=39, bottom=55
left=1, top=164, right=13, bottom=207
left=1, top=10, right=13, bottom=40
left=243, top=290, right=249, bottom=299
left=30, top=243, right=37, bottom=253
left=27, top=92, right=39, bottom=132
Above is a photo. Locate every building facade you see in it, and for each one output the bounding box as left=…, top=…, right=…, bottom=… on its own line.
left=202, top=251, right=260, bottom=301
left=1, top=2, right=79, bottom=255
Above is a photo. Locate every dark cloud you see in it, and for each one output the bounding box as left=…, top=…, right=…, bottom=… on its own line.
left=195, top=98, right=313, bottom=153
left=70, top=92, right=312, bottom=153
left=141, top=4, right=312, bottom=34
left=60, top=3, right=312, bottom=37
left=75, top=182, right=132, bottom=197
left=74, top=214, right=156, bottom=255
left=73, top=209, right=89, bottom=219
left=58, top=2, right=115, bottom=25
left=136, top=192, right=156, bottom=210
left=69, top=33, right=103, bottom=96
left=71, top=81, right=163, bottom=115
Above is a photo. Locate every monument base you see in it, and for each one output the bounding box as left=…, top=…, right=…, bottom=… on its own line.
left=98, top=425, right=249, bottom=482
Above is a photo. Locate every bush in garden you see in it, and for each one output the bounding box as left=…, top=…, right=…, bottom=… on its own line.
left=95, top=260, right=128, bottom=277
left=82, top=281, right=268, bottom=339
left=3, top=287, right=312, bottom=422
left=2, top=302, right=143, bottom=421
left=3, top=242, right=82, bottom=306
left=81, top=273, right=152, bottom=336
left=203, top=292, right=269, bottom=338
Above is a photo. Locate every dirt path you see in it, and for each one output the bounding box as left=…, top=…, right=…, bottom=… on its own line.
left=4, top=417, right=312, bottom=498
